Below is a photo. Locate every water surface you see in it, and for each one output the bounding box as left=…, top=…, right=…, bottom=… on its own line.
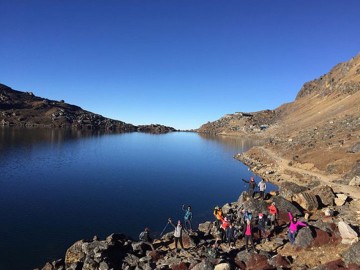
left=0, top=128, right=275, bottom=269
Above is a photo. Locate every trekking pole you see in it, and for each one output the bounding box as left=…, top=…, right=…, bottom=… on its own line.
left=160, top=221, right=170, bottom=237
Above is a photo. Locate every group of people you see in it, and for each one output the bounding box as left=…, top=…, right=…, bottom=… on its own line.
left=139, top=177, right=308, bottom=254
left=241, top=176, right=267, bottom=199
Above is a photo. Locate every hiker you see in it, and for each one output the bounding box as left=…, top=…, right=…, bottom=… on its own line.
left=242, top=177, right=256, bottom=198
left=168, top=218, right=184, bottom=251
left=226, top=222, right=237, bottom=248
left=220, top=216, right=230, bottom=242
left=288, top=211, right=307, bottom=244
left=213, top=206, right=223, bottom=229
left=182, top=205, right=193, bottom=232
left=267, top=202, right=278, bottom=238
left=258, top=179, right=267, bottom=200
left=139, top=227, right=155, bottom=251
left=256, top=213, right=267, bottom=242
left=243, top=219, right=256, bottom=253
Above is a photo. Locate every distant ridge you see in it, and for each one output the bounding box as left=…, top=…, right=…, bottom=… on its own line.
left=0, top=83, right=176, bottom=134
left=198, top=53, right=360, bottom=177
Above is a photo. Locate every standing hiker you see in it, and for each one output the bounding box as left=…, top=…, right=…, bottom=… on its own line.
left=213, top=206, right=223, bottom=229
left=168, top=218, right=185, bottom=252
left=288, top=211, right=307, bottom=244
left=268, top=202, right=278, bottom=239
left=220, top=216, right=230, bottom=242
left=244, top=219, right=256, bottom=253
left=242, top=177, right=256, bottom=198
left=226, top=222, right=237, bottom=248
left=182, top=205, right=193, bottom=232
left=139, top=227, right=155, bottom=251
left=258, top=179, right=267, bottom=200
left=257, top=213, right=267, bottom=242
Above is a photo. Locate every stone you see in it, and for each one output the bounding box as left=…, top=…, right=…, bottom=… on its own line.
left=214, top=263, right=231, bottom=270
left=335, top=194, right=348, bottom=206
left=294, top=227, right=314, bottom=248
left=323, top=208, right=335, bottom=217
left=41, top=262, right=54, bottom=270
left=349, top=176, right=360, bottom=186
left=279, top=181, right=308, bottom=201
left=240, top=198, right=268, bottom=217
left=350, top=142, right=360, bottom=153
left=65, top=240, right=86, bottom=266
left=238, top=191, right=250, bottom=203
left=312, top=228, right=337, bottom=247
left=338, top=221, right=359, bottom=244
left=269, top=255, right=291, bottom=269
left=246, top=254, right=275, bottom=270
left=169, top=233, right=196, bottom=250
left=198, top=221, right=212, bottom=234
left=311, top=185, right=335, bottom=206
left=272, top=196, right=303, bottom=216
left=292, top=191, right=319, bottom=211
left=342, top=241, right=360, bottom=266
left=171, top=262, right=189, bottom=270
left=192, top=259, right=214, bottom=270
left=99, top=261, right=110, bottom=270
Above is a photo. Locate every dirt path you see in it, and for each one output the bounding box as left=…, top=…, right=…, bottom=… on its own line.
left=259, top=146, right=360, bottom=201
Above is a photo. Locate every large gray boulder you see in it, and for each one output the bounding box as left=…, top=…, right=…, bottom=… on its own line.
left=294, top=227, right=314, bottom=248
left=342, top=241, right=360, bottom=266
left=292, top=191, right=319, bottom=211
left=310, top=185, right=335, bottom=206
left=279, top=181, right=308, bottom=201
left=240, top=198, right=268, bottom=217
left=65, top=240, right=86, bottom=266
left=272, top=196, right=303, bottom=216
left=338, top=221, right=359, bottom=244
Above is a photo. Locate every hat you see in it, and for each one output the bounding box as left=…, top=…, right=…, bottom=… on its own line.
left=259, top=213, right=263, bottom=218
left=250, top=177, right=254, bottom=181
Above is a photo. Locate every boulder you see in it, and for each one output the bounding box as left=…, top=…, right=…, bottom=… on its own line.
left=268, top=255, right=291, bottom=269
left=338, top=221, right=358, bottom=244
left=292, top=192, right=319, bottom=211
left=342, top=241, right=360, bottom=266
left=65, top=240, right=86, bottom=266
left=246, top=254, right=275, bottom=270
left=171, top=262, right=189, bottom=270
left=192, top=259, right=214, bottom=270
left=240, top=198, right=268, bottom=217
left=334, top=194, right=348, bottom=206
left=349, top=176, right=360, bottom=186
left=311, top=185, right=335, bottom=206
left=214, top=263, right=231, bottom=270
left=198, top=221, right=212, bottom=234
left=279, top=181, right=308, bottom=201
left=271, top=196, right=303, bottom=216
left=294, top=227, right=314, bottom=248
left=312, top=228, right=337, bottom=247
left=238, top=191, right=250, bottom=203
left=350, top=142, right=360, bottom=153
left=169, top=233, right=196, bottom=250
left=322, top=208, right=335, bottom=217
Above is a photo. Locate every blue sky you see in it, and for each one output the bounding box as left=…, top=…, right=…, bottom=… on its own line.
left=1, top=1, right=360, bottom=130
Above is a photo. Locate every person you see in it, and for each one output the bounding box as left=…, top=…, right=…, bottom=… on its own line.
left=220, top=216, right=230, bottom=242
left=258, top=179, right=267, bottom=200
left=242, top=177, right=256, bottom=198
left=226, top=222, right=236, bottom=248
left=168, top=218, right=184, bottom=252
left=288, top=211, right=307, bottom=244
left=268, top=202, right=278, bottom=226
left=182, top=205, right=193, bottom=232
left=139, top=227, right=155, bottom=251
left=213, top=206, right=223, bottom=229
left=244, top=219, right=256, bottom=253
left=257, top=213, right=266, bottom=242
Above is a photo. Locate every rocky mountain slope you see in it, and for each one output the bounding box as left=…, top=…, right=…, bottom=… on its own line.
left=0, top=83, right=176, bottom=133
left=198, top=53, right=360, bottom=180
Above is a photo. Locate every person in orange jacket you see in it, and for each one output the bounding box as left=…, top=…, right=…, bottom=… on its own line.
left=213, top=206, right=223, bottom=229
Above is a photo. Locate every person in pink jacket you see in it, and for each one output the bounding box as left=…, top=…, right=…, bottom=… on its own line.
left=288, top=211, right=307, bottom=244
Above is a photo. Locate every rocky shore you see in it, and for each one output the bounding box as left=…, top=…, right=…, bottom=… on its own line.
left=37, top=177, right=360, bottom=270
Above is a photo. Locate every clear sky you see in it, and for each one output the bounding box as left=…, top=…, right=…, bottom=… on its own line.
left=1, top=1, right=360, bottom=130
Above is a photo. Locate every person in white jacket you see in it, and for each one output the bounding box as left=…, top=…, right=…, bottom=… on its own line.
left=168, top=218, right=184, bottom=252
left=258, top=179, right=267, bottom=200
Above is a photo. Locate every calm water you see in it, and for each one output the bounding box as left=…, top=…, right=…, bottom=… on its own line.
left=0, top=128, right=276, bottom=269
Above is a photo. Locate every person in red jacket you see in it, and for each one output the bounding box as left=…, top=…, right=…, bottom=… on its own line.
left=220, top=216, right=230, bottom=242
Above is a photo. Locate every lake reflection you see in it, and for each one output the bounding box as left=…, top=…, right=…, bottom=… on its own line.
left=0, top=128, right=274, bottom=270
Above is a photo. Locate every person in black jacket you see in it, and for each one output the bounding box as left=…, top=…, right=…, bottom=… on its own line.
left=242, top=177, right=256, bottom=198
left=139, top=227, right=155, bottom=250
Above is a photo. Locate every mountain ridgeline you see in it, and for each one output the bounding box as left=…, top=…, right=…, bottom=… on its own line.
left=0, top=84, right=176, bottom=134
left=198, top=53, right=360, bottom=178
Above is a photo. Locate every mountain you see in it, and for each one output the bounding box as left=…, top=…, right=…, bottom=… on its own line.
left=198, top=53, right=360, bottom=178
left=0, top=83, right=176, bottom=133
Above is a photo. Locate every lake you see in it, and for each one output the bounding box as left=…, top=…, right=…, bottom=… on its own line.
left=0, top=128, right=276, bottom=269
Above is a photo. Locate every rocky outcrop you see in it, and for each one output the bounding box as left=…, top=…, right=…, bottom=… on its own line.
left=0, top=83, right=177, bottom=133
